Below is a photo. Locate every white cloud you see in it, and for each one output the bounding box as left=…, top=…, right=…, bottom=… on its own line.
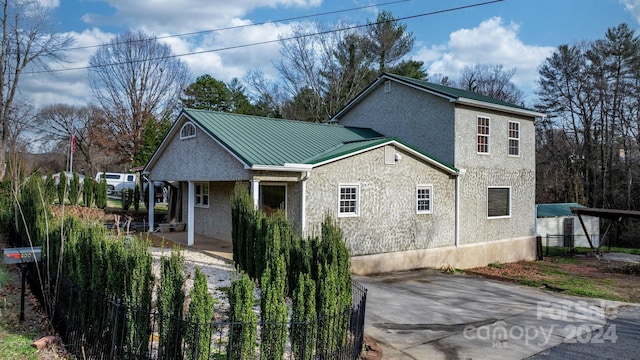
left=415, top=17, right=555, bottom=101
left=622, top=0, right=640, bottom=24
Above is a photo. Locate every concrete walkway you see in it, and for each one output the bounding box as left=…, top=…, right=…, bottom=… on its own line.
left=355, top=269, right=636, bottom=359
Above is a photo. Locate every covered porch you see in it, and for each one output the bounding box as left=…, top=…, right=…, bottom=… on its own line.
left=148, top=231, right=233, bottom=262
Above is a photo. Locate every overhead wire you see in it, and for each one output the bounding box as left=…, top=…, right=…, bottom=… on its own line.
left=26, top=0, right=504, bottom=75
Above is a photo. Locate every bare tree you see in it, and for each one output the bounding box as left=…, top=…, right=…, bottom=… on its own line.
left=37, top=104, right=110, bottom=175
left=453, top=64, right=524, bottom=105
left=88, top=30, right=189, bottom=165
left=0, top=0, right=74, bottom=180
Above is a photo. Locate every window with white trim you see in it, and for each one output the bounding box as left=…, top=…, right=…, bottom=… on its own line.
left=477, top=116, right=490, bottom=153
left=180, top=122, right=196, bottom=139
left=338, top=184, right=359, bottom=217
left=416, top=185, right=433, bottom=214
left=195, top=182, right=209, bottom=207
left=487, top=187, right=510, bottom=218
left=508, top=121, right=520, bottom=156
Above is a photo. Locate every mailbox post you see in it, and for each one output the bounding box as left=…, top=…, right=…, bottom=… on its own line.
left=2, top=247, right=42, bottom=321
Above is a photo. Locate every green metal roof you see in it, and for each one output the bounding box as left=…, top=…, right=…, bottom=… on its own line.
left=384, top=73, right=534, bottom=112
left=537, top=203, right=586, bottom=218
left=180, top=109, right=457, bottom=172
left=182, top=109, right=384, bottom=166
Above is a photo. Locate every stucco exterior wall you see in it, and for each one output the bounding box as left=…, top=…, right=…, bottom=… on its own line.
left=305, top=146, right=456, bottom=256
left=453, top=106, right=536, bottom=245
left=338, top=82, right=456, bottom=164
left=178, top=181, right=236, bottom=241
left=149, top=119, right=250, bottom=182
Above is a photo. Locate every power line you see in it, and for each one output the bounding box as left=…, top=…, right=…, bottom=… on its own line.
left=58, top=0, right=412, bottom=52
left=28, top=0, right=504, bottom=75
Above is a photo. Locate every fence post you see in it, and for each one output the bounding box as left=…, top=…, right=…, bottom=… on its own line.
left=110, top=297, right=122, bottom=360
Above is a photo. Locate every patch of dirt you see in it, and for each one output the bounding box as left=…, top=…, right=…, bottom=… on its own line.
left=468, top=256, right=640, bottom=303
left=50, top=204, right=110, bottom=222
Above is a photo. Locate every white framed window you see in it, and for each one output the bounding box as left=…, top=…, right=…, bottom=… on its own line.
left=416, top=185, right=433, bottom=214
left=487, top=187, right=511, bottom=218
left=508, top=121, right=520, bottom=156
left=338, top=184, right=359, bottom=217
left=180, top=122, right=196, bottom=139
left=195, top=182, right=209, bottom=208
left=477, top=116, right=490, bottom=154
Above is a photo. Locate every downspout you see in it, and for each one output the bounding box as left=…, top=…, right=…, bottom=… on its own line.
left=300, top=171, right=310, bottom=237
left=455, top=169, right=466, bottom=247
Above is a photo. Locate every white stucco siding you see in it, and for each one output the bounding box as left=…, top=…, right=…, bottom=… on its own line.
left=149, top=120, right=250, bottom=181
left=454, top=106, right=537, bottom=244
left=305, top=146, right=456, bottom=256
left=338, top=82, right=456, bottom=164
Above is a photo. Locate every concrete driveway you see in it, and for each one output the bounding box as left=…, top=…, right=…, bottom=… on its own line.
left=355, top=269, right=636, bottom=359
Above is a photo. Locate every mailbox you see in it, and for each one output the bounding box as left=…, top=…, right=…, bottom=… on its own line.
left=2, top=247, right=42, bottom=264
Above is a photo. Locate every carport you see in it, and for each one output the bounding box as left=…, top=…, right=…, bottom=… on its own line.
left=571, top=207, right=640, bottom=250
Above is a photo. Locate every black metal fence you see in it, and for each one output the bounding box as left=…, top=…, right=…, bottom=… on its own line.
left=51, top=275, right=367, bottom=360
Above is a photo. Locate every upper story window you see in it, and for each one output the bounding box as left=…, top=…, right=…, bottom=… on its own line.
left=195, top=182, right=209, bottom=208
left=180, top=122, right=196, bottom=139
left=416, top=185, right=433, bottom=214
left=338, top=184, right=360, bottom=217
left=477, top=116, right=490, bottom=154
left=508, top=121, right=520, bottom=156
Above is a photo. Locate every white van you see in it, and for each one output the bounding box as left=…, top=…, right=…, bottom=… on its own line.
left=95, top=172, right=136, bottom=195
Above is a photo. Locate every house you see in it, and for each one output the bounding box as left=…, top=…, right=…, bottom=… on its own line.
left=332, top=73, right=545, bottom=271
left=144, top=73, right=545, bottom=274
left=536, top=203, right=600, bottom=248
left=143, top=109, right=460, bottom=273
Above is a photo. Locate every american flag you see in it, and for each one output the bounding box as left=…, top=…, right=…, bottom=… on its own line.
left=71, top=126, right=76, bottom=154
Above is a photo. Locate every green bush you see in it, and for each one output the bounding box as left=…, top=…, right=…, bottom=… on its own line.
left=43, top=172, right=57, bottom=205
left=291, top=273, right=316, bottom=360
left=157, top=248, right=185, bottom=358
left=122, top=188, right=133, bottom=211
left=57, top=172, right=67, bottom=205
left=95, top=177, right=107, bottom=209
left=83, top=178, right=94, bottom=207
left=227, top=273, right=257, bottom=360
left=186, top=268, right=215, bottom=360
left=68, top=172, right=80, bottom=205
left=133, top=185, right=140, bottom=211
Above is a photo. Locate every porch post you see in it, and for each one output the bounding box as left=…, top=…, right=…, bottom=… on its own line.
left=148, top=180, right=155, bottom=232
left=187, top=181, right=195, bottom=246
left=250, top=180, right=260, bottom=209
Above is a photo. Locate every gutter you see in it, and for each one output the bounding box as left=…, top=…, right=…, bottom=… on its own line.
left=454, top=97, right=546, bottom=118
left=455, top=168, right=466, bottom=247
left=249, top=163, right=314, bottom=172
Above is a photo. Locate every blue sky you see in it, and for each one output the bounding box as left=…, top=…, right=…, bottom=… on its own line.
left=21, top=0, right=640, bottom=108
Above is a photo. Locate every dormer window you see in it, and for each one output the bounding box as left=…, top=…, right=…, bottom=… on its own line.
left=180, top=122, right=196, bottom=139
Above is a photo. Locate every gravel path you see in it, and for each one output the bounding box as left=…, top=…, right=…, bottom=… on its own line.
left=150, top=247, right=237, bottom=320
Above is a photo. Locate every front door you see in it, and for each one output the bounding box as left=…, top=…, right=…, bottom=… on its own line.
left=260, top=184, right=286, bottom=217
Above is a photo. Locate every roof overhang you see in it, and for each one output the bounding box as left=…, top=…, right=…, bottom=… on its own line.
left=311, top=138, right=460, bottom=176
left=455, top=97, right=546, bottom=119
left=249, top=164, right=314, bottom=172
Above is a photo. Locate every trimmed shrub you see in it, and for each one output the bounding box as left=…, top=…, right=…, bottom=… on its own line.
left=95, top=177, right=107, bottom=209
left=186, top=268, right=215, bottom=360
left=157, top=248, right=185, bottom=358
left=226, top=274, right=257, bottom=360
left=291, top=273, right=316, bottom=360
left=82, top=178, right=94, bottom=207
left=68, top=172, right=80, bottom=205
left=133, top=185, right=140, bottom=211
left=122, top=188, right=133, bottom=211
left=43, top=172, right=57, bottom=205
left=57, top=171, right=67, bottom=205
